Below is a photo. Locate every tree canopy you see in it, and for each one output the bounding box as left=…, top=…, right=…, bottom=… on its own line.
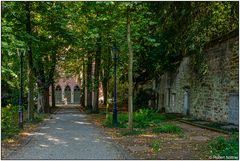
left=2, top=1, right=238, bottom=111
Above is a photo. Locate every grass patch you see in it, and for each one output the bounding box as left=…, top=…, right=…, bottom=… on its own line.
left=208, top=134, right=239, bottom=159
left=103, top=108, right=170, bottom=128
left=152, top=123, right=182, bottom=134
left=150, top=140, right=161, bottom=152
left=120, top=129, right=144, bottom=136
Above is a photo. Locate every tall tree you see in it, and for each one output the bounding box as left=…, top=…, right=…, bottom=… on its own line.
left=25, top=2, right=34, bottom=120
left=127, top=5, right=133, bottom=130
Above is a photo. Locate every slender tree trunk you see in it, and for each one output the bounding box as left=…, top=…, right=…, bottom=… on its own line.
left=102, top=77, right=108, bottom=105
left=81, top=60, right=86, bottom=107
left=102, top=48, right=111, bottom=105
left=51, top=82, right=55, bottom=110
left=26, top=2, right=34, bottom=121
left=44, top=87, right=50, bottom=113
left=127, top=6, right=133, bottom=130
left=92, top=38, right=101, bottom=113
left=37, top=90, right=44, bottom=113
left=87, top=55, right=93, bottom=112
left=27, top=64, right=34, bottom=120
left=36, top=58, right=50, bottom=113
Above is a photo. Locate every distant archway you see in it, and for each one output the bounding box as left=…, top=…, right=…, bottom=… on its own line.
left=55, top=85, right=62, bottom=104
left=64, top=85, right=71, bottom=104
left=74, top=85, right=80, bottom=104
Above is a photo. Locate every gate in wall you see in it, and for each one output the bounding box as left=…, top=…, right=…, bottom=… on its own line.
left=228, top=93, right=239, bottom=125
left=64, top=85, right=71, bottom=104
left=55, top=85, right=62, bottom=104
left=74, top=85, right=80, bottom=104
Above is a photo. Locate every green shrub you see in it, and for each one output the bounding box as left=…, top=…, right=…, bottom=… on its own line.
left=208, top=134, right=239, bottom=159
left=103, top=109, right=168, bottom=128
left=133, top=108, right=167, bottom=128
left=1, top=104, right=18, bottom=130
left=152, top=123, right=182, bottom=134
left=150, top=140, right=161, bottom=152
left=1, top=104, right=21, bottom=139
left=120, top=129, right=144, bottom=136
left=103, top=113, right=128, bottom=128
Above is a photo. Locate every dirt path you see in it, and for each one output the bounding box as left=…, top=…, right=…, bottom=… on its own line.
left=87, top=114, right=227, bottom=160
left=156, top=121, right=226, bottom=160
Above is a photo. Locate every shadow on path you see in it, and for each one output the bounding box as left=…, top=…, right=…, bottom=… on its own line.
left=3, top=106, right=130, bottom=160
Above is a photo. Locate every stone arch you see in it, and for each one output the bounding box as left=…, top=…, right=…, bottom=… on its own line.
left=64, top=85, right=71, bottom=104
left=74, top=85, right=80, bottom=104
left=55, top=85, right=62, bottom=104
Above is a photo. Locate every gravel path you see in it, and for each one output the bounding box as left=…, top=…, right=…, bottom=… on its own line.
left=4, top=107, right=130, bottom=160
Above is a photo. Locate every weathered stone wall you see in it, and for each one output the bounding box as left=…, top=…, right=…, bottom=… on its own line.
left=170, top=57, right=191, bottom=114
left=189, top=34, right=239, bottom=123
left=158, top=31, right=239, bottom=124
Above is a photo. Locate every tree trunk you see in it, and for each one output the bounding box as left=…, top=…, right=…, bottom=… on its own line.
left=36, top=57, right=50, bottom=113
left=37, top=84, right=49, bottom=113
left=51, top=82, right=55, bottom=110
left=92, top=38, right=101, bottom=113
left=44, top=88, right=50, bottom=113
left=27, top=64, right=34, bottom=120
left=81, top=60, right=86, bottom=107
left=127, top=6, right=133, bottom=130
left=37, top=90, right=44, bottom=113
left=87, top=55, right=93, bottom=112
left=26, top=1, right=34, bottom=121
left=102, top=48, right=111, bottom=105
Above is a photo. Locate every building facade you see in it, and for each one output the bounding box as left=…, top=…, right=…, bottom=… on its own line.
left=49, top=76, right=81, bottom=105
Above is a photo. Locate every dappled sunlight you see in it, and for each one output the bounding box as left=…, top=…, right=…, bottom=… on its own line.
left=141, top=134, right=157, bottom=138
left=73, top=121, right=91, bottom=125
left=47, top=136, right=59, bottom=142
left=45, top=135, right=67, bottom=144
left=39, top=144, right=49, bottom=148
left=56, top=127, right=64, bottom=130
left=92, top=139, right=100, bottom=143
left=40, top=126, right=50, bottom=129
left=72, top=114, right=85, bottom=117
left=20, top=132, right=33, bottom=136
left=32, top=132, right=46, bottom=136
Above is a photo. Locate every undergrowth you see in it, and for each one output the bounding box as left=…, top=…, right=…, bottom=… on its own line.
left=120, top=129, right=144, bottom=136
left=208, top=134, right=239, bottom=159
left=103, top=108, right=170, bottom=128
left=2, top=104, right=52, bottom=140
left=150, top=140, right=161, bottom=152
left=152, top=123, right=183, bottom=134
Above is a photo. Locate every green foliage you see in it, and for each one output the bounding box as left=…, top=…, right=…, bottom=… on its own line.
left=152, top=123, right=182, bottom=134
left=150, top=140, right=161, bottom=152
left=120, top=129, right=144, bottom=136
left=133, top=108, right=164, bottom=128
left=1, top=104, right=21, bottom=139
left=103, top=113, right=128, bottom=128
left=1, top=104, right=19, bottom=130
left=208, top=134, right=239, bottom=159
left=103, top=109, right=167, bottom=128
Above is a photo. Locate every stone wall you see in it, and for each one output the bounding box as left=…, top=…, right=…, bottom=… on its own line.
left=158, top=31, right=239, bottom=124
